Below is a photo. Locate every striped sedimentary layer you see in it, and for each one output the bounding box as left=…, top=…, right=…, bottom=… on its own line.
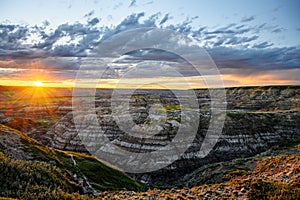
left=40, top=86, right=300, bottom=184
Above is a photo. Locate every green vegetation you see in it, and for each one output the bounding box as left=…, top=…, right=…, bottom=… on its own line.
left=226, top=169, right=250, bottom=176
left=163, top=104, right=180, bottom=111
left=166, top=117, right=181, bottom=122
left=226, top=111, right=245, bottom=119
left=0, top=124, right=145, bottom=199
left=169, top=142, right=300, bottom=199
left=159, top=142, right=298, bottom=191
left=71, top=154, right=144, bottom=191
left=248, top=179, right=300, bottom=200
left=83, top=147, right=300, bottom=199
left=0, top=152, right=81, bottom=199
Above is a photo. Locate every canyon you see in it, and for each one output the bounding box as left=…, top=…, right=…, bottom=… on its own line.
left=0, top=85, right=299, bottom=185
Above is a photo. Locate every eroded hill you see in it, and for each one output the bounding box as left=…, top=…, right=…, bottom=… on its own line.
left=0, top=124, right=145, bottom=199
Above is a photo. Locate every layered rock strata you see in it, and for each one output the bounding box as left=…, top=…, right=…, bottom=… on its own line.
left=34, top=86, right=300, bottom=183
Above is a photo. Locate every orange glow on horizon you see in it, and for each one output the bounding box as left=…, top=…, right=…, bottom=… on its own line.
left=0, top=72, right=299, bottom=89
left=221, top=73, right=300, bottom=87
left=0, top=59, right=299, bottom=88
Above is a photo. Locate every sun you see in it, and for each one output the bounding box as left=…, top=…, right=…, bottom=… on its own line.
left=33, top=81, right=43, bottom=87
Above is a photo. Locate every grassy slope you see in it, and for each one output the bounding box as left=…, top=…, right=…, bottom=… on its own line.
left=0, top=124, right=145, bottom=199
left=94, top=142, right=300, bottom=199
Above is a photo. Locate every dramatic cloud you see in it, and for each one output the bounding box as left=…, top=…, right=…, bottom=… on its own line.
left=0, top=11, right=299, bottom=85
left=0, top=24, right=29, bottom=49
left=209, top=46, right=300, bottom=71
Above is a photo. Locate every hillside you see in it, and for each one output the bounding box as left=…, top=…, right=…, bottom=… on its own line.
left=94, top=142, right=300, bottom=199
left=2, top=122, right=298, bottom=199
left=0, top=124, right=145, bottom=199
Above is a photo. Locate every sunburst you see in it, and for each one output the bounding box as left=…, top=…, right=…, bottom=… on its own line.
left=33, top=81, right=43, bottom=87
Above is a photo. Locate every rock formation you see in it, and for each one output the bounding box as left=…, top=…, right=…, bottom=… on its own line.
left=17, top=86, right=300, bottom=184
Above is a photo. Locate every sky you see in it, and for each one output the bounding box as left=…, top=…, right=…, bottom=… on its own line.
left=0, top=0, right=299, bottom=88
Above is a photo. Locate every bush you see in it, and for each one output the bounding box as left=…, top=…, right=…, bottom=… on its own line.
left=248, top=179, right=300, bottom=200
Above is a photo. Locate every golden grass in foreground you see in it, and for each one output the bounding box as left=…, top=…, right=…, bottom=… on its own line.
left=95, top=146, right=300, bottom=200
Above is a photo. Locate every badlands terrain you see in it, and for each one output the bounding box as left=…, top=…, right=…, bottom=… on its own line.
left=0, top=85, right=299, bottom=199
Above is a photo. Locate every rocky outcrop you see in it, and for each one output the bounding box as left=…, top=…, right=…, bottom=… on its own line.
left=40, top=112, right=88, bottom=153
left=40, top=86, right=300, bottom=184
